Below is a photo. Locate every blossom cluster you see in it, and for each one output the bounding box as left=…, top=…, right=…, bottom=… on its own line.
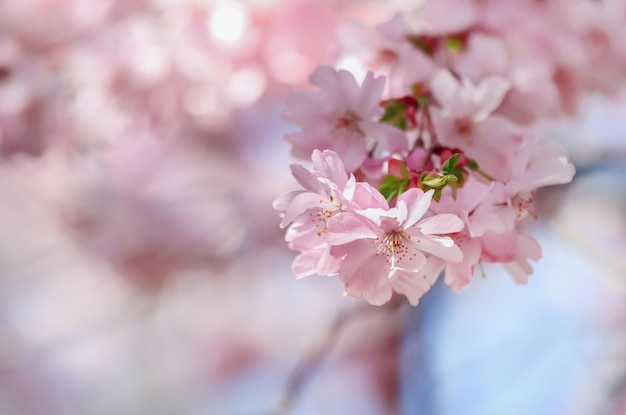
left=273, top=1, right=600, bottom=305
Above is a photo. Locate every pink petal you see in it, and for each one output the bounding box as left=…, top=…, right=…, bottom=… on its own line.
left=311, top=149, right=348, bottom=189
left=358, top=207, right=399, bottom=229
left=282, top=192, right=329, bottom=228
left=332, top=132, right=369, bottom=172
left=292, top=250, right=322, bottom=279
left=391, top=273, right=431, bottom=306
left=444, top=238, right=481, bottom=292
left=284, top=90, right=329, bottom=126
left=473, top=75, right=511, bottom=122
left=325, top=212, right=379, bottom=245
left=405, top=230, right=463, bottom=262
left=309, top=66, right=340, bottom=100
left=273, top=190, right=301, bottom=213
left=286, top=221, right=327, bottom=251
left=352, top=183, right=388, bottom=210
left=355, top=72, right=386, bottom=115
left=316, top=246, right=342, bottom=276
left=360, top=122, right=408, bottom=155
left=290, top=163, right=323, bottom=193
left=479, top=231, right=518, bottom=263
left=337, top=69, right=362, bottom=110
left=335, top=240, right=393, bottom=306
left=528, top=141, right=576, bottom=188
left=399, top=188, right=431, bottom=228
left=466, top=116, right=526, bottom=181
left=417, top=213, right=464, bottom=235
left=431, top=70, right=460, bottom=114
left=518, top=233, right=542, bottom=261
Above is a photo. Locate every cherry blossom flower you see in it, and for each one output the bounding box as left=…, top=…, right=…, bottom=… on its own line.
left=325, top=188, right=463, bottom=305
left=274, top=149, right=390, bottom=278
left=284, top=66, right=407, bottom=171
left=470, top=137, right=576, bottom=234
left=274, top=149, right=356, bottom=230
left=429, top=69, right=527, bottom=180
left=430, top=69, right=512, bottom=125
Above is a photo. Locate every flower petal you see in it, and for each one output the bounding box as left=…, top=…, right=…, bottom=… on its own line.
left=405, top=229, right=464, bottom=262
left=325, top=212, right=379, bottom=245
left=311, top=149, right=348, bottom=190
left=418, top=214, right=464, bottom=235
left=400, top=188, right=432, bottom=228
left=290, top=163, right=323, bottom=193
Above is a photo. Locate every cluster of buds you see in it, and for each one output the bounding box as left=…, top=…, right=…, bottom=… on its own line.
left=274, top=3, right=584, bottom=306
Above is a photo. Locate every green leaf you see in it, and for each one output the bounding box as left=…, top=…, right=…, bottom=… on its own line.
left=379, top=175, right=410, bottom=201
left=380, top=101, right=407, bottom=130
left=441, top=154, right=460, bottom=175
left=399, top=162, right=410, bottom=179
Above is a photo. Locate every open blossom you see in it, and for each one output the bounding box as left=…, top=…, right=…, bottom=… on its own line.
left=429, top=69, right=527, bottom=180
left=274, top=149, right=392, bottom=278
left=274, top=149, right=356, bottom=230
left=274, top=149, right=358, bottom=278
left=284, top=66, right=407, bottom=171
left=470, top=137, right=576, bottom=234
left=326, top=188, right=463, bottom=305
left=430, top=69, right=511, bottom=124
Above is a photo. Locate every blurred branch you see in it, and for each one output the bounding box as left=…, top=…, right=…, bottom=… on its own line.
left=261, top=298, right=407, bottom=415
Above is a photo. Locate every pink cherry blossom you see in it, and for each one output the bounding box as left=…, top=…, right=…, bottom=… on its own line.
left=429, top=69, right=527, bottom=180
left=274, top=149, right=390, bottom=278
left=284, top=66, right=408, bottom=171
left=325, top=188, right=463, bottom=305
left=274, top=149, right=358, bottom=231
left=470, top=137, right=576, bottom=232
left=430, top=69, right=512, bottom=124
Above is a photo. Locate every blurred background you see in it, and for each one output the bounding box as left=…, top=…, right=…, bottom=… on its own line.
left=0, top=1, right=625, bottom=414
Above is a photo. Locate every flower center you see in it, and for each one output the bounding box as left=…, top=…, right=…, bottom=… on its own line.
left=512, top=190, right=536, bottom=220
left=374, top=231, right=417, bottom=270
left=455, top=116, right=472, bottom=135
left=310, top=200, right=343, bottom=236
left=335, top=111, right=363, bottom=135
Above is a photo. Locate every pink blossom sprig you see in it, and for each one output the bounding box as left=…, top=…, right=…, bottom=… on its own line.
left=275, top=3, right=582, bottom=305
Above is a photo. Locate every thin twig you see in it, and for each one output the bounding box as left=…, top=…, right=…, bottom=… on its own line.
left=258, top=299, right=407, bottom=415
